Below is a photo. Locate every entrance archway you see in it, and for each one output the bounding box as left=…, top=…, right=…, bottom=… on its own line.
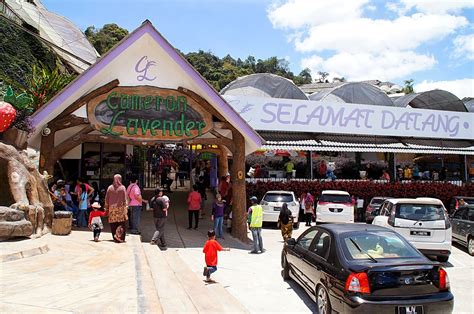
left=31, top=21, right=262, bottom=242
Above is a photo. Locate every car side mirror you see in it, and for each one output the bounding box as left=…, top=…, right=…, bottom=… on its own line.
left=287, top=238, right=297, bottom=246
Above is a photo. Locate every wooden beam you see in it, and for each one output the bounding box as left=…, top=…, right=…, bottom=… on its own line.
left=51, top=125, right=94, bottom=159
left=81, top=134, right=143, bottom=146
left=49, top=115, right=89, bottom=132
left=213, top=122, right=232, bottom=130
left=55, top=79, right=119, bottom=120
left=210, top=129, right=226, bottom=139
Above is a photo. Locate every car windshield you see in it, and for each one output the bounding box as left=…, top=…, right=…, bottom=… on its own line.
left=342, top=231, right=420, bottom=260
left=396, top=204, right=446, bottom=221
left=371, top=198, right=386, bottom=205
left=320, top=194, right=351, bottom=203
left=263, top=193, right=293, bottom=203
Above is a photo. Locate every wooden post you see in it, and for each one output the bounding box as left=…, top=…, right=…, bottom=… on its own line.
left=218, top=146, right=228, bottom=177
left=39, top=130, right=55, bottom=175
left=230, top=130, right=248, bottom=242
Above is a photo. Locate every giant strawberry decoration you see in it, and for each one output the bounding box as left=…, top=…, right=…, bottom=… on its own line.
left=0, top=101, right=17, bottom=132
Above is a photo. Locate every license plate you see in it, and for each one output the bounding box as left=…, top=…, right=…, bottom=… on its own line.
left=410, top=230, right=431, bottom=236
left=398, top=305, right=423, bottom=314
left=329, top=208, right=342, bottom=213
left=274, top=207, right=281, bottom=211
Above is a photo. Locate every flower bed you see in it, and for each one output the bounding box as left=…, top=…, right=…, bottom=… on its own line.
left=246, top=180, right=474, bottom=208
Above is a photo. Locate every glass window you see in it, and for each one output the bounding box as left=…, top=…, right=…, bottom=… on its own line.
left=468, top=209, right=474, bottom=222
left=311, top=232, right=330, bottom=259
left=342, top=231, right=419, bottom=260
left=464, top=199, right=474, bottom=205
left=396, top=204, right=446, bottom=221
left=453, top=208, right=467, bottom=220
left=263, top=193, right=294, bottom=203
left=298, top=230, right=318, bottom=250
left=370, top=198, right=386, bottom=205
left=319, top=194, right=352, bottom=203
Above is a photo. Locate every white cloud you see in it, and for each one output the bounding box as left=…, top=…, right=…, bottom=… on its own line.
left=268, top=0, right=471, bottom=81
left=302, top=51, right=436, bottom=81
left=453, top=34, right=474, bottom=60
left=392, top=0, right=474, bottom=15
left=294, top=14, right=467, bottom=53
left=415, top=78, right=474, bottom=98
left=267, top=0, right=369, bottom=29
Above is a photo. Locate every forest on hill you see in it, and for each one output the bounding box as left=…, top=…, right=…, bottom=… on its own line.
left=85, top=23, right=314, bottom=91
left=0, top=21, right=313, bottom=96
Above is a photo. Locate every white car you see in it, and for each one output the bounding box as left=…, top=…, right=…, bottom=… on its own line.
left=260, top=191, right=300, bottom=228
left=315, top=190, right=354, bottom=223
left=372, top=198, right=452, bottom=262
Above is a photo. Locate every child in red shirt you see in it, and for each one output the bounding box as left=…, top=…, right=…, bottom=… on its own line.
left=88, top=202, right=107, bottom=242
left=203, top=230, right=230, bottom=282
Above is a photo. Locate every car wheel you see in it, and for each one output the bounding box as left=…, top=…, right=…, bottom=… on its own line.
left=293, top=221, right=300, bottom=230
left=437, top=255, right=449, bottom=263
left=282, top=256, right=290, bottom=280
left=468, top=237, right=474, bottom=256
left=316, top=285, right=331, bottom=314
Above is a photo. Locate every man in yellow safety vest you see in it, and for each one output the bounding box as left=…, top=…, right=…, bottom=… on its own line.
left=248, top=196, right=265, bottom=254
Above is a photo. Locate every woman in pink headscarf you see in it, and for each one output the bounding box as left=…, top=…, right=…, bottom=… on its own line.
left=105, top=174, right=128, bottom=242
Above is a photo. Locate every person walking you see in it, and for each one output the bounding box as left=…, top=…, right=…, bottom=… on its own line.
left=77, top=184, right=88, bottom=228
left=149, top=188, right=168, bottom=249
left=105, top=174, right=128, bottom=243
left=248, top=196, right=264, bottom=254
left=303, top=191, right=314, bottom=226
left=278, top=203, right=294, bottom=241
left=202, top=230, right=230, bottom=282
left=187, top=185, right=202, bottom=229
left=284, top=158, right=295, bottom=180
left=211, top=194, right=226, bottom=239
left=88, top=202, right=107, bottom=242
left=197, top=176, right=207, bottom=218
left=127, top=175, right=143, bottom=235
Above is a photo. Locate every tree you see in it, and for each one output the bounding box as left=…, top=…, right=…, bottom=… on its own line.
left=85, top=23, right=129, bottom=55
left=403, top=79, right=415, bottom=94
left=317, top=71, right=329, bottom=83
left=294, top=68, right=312, bottom=85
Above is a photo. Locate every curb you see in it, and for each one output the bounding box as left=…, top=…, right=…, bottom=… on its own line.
left=0, top=244, right=49, bottom=263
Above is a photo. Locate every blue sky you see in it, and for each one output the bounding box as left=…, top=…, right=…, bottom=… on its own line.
left=43, top=0, right=473, bottom=97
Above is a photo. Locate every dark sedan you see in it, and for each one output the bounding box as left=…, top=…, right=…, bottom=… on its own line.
left=281, top=224, right=453, bottom=314
left=450, top=205, right=474, bottom=255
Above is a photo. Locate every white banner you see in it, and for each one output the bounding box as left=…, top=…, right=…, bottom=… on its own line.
left=224, top=95, right=474, bottom=140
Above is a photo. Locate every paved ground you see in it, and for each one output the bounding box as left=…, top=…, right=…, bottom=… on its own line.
left=1, top=184, right=473, bottom=313
left=139, top=188, right=317, bottom=313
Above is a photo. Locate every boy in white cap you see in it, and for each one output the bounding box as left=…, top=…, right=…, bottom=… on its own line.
left=88, top=202, right=108, bottom=242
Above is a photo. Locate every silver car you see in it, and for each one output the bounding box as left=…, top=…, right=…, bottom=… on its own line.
left=260, top=191, right=300, bottom=229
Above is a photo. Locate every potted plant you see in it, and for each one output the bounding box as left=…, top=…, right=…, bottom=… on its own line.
left=0, top=86, right=35, bottom=149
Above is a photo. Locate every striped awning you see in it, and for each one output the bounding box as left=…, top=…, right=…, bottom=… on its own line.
left=262, top=140, right=474, bottom=155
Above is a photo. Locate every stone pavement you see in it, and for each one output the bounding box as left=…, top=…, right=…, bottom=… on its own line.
left=150, top=189, right=317, bottom=313
left=1, top=185, right=317, bottom=313
left=3, top=181, right=473, bottom=313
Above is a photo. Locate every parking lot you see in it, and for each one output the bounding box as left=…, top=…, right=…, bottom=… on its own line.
left=178, top=222, right=473, bottom=313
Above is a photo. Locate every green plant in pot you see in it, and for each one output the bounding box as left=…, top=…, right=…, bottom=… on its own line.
left=0, top=86, right=34, bottom=149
